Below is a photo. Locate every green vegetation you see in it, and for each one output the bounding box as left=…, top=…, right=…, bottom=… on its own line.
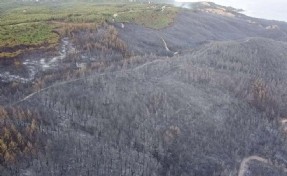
left=0, top=22, right=59, bottom=58
left=0, top=23, right=58, bottom=47
left=114, top=4, right=178, bottom=29
left=0, top=1, right=178, bottom=59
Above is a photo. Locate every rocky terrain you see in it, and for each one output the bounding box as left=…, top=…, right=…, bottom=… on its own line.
left=1, top=1, right=287, bottom=176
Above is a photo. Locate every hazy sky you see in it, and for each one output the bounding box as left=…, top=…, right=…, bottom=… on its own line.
left=175, top=0, right=287, bottom=22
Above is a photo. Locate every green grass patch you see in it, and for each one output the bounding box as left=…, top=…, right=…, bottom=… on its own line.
left=0, top=1, right=179, bottom=58
left=115, top=5, right=178, bottom=29
left=0, top=23, right=58, bottom=48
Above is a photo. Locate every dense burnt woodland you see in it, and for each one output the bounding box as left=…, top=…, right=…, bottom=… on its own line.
left=2, top=5, right=287, bottom=176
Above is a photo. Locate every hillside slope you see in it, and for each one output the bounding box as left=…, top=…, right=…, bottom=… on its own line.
left=1, top=2, right=287, bottom=176
left=2, top=38, right=285, bottom=176
left=117, top=6, right=287, bottom=56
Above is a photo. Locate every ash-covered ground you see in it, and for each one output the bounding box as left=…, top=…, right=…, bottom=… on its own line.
left=1, top=2, right=287, bottom=176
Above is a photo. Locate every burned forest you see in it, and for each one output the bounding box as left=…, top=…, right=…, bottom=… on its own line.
left=1, top=1, right=287, bottom=175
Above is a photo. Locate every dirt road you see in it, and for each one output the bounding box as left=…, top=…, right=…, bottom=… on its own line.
left=238, top=155, right=287, bottom=176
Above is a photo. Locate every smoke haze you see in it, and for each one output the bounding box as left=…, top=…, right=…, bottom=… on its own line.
left=175, top=0, right=287, bottom=22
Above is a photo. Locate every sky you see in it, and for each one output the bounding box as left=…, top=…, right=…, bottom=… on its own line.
left=175, top=0, right=287, bottom=22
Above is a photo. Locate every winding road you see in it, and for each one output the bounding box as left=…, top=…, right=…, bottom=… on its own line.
left=238, top=155, right=287, bottom=176
left=160, top=36, right=170, bottom=52
left=160, top=36, right=179, bottom=55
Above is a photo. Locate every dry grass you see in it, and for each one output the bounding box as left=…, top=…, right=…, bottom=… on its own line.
left=0, top=106, right=42, bottom=165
